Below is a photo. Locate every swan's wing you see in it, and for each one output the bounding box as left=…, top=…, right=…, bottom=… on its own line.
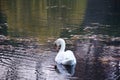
left=62, top=50, right=76, bottom=65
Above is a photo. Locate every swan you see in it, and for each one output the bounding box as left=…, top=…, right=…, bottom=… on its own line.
left=54, top=38, right=76, bottom=65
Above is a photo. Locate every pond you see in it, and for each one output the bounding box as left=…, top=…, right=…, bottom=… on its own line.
left=0, top=0, right=120, bottom=80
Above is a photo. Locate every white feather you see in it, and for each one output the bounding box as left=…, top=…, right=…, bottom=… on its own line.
left=55, top=38, right=76, bottom=65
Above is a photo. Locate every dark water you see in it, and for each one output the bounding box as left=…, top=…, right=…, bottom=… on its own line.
left=0, top=0, right=120, bottom=80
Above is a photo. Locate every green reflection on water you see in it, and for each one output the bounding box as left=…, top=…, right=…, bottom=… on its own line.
left=0, top=0, right=87, bottom=43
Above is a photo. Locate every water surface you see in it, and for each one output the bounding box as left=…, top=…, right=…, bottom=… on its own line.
left=0, top=0, right=120, bottom=80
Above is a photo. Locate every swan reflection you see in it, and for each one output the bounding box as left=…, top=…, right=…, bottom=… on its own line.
left=56, top=63, right=76, bottom=76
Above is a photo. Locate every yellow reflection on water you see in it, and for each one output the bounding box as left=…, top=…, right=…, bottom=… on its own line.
left=0, top=0, right=87, bottom=43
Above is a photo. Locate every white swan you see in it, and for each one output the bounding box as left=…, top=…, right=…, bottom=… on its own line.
left=54, top=38, right=76, bottom=65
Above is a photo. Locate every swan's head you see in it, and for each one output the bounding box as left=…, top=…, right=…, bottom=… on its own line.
left=54, top=38, right=65, bottom=51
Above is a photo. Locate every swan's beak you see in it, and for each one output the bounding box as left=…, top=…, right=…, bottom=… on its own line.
left=53, top=43, right=59, bottom=51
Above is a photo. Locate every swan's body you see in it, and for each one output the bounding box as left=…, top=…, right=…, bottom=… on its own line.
left=54, top=38, right=76, bottom=65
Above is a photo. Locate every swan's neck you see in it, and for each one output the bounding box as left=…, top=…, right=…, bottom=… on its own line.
left=59, top=41, right=65, bottom=52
